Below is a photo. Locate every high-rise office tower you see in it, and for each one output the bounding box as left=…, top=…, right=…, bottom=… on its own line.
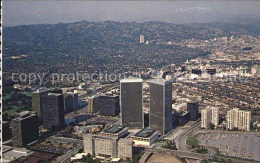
left=99, top=93, right=120, bottom=116
left=187, top=102, right=199, bottom=121
left=41, top=93, right=65, bottom=130
left=120, top=78, right=143, bottom=128
left=63, top=92, right=78, bottom=113
left=88, top=95, right=100, bottom=113
left=140, top=35, right=144, bottom=44
left=31, top=88, right=49, bottom=121
left=227, top=108, right=251, bottom=131
left=11, top=111, right=39, bottom=147
left=149, top=79, right=172, bottom=135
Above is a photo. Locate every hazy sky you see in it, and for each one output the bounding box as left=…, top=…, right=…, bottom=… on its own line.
left=4, top=1, right=260, bottom=26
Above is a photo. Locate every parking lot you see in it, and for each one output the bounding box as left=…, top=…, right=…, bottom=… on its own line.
left=198, top=132, right=260, bottom=161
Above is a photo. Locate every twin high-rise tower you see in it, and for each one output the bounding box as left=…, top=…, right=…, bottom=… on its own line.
left=120, top=78, right=172, bottom=135
left=149, top=79, right=173, bottom=135
left=120, top=78, right=143, bottom=128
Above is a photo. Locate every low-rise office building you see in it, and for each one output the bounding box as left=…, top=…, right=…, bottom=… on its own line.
left=131, top=128, right=158, bottom=147
left=99, top=125, right=128, bottom=139
left=83, top=134, right=132, bottom=159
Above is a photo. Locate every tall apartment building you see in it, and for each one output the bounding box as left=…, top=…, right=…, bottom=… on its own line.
left=31, top=88, right=49, bottom=121
left=187, top=102, right=199, bottom=121
left=99, top=93, right=120, bottom=116
left=88, top=95, right=100, bottom=113
left=201, top=106, right=219, bottom=129
left=238, top=110, right=251, bottom=131
left=251, top=65, right=260, bottom=76
left=227, top=109, right=235, bottom=130
left=140, top=34, right=145, bottom=44
left=120, top=78, right=143, bottom=128
left=227, top=108, right=251, bottom=131
left=63, top=92, right=78, bottom=113
left=201, top=108, right=212, bottom=129
left=11, top=111, right=39, bottom=147
left=211, top=107, right=219, bottom=126
left=149, top=79, right=172, bottom=135
left=41, top=93, right=65, bottom=130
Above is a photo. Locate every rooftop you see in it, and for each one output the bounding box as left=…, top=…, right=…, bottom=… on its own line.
left=104, top=125, right=125, bottom=134
left=13, top=111, right=37, bottom=121
left=48, top=93, right=63, bottom=96
left=120, top=78, right=143, bottom=83
left=148, top=79, right=171, bottom=85
left=134, top=128, right=155, bottom=138
left=100, top=92, right=119, bottom=97
left=32, top=88, right=49, bottom=94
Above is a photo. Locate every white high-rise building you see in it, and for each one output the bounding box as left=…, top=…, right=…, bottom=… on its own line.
left=227, top=108, right=251, bottom=131
left=201, top=106, right=219, bottom=129
left=238, top=110, right=251, bottom=131
left=201, top=108, right=212, bottom=129
left=211, top=107, right=219, bottom=126
left=227, top=109, right=235, bottom=130
left=140, top=35, right=145, bottom=44
left=251, top=65, right=260, bottom=76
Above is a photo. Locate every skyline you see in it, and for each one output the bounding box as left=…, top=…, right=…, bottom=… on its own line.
left=4, top=1, right=260, bottom=26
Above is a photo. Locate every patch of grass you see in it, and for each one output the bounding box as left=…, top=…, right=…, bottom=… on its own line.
left=3, top=92, right=14, bottom=100
left=186, top=134, right=200, bottom=149
left=4, top=106, right=22, bottom=115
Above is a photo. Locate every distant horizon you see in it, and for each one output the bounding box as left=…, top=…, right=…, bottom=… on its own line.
left=4, top=18, right=260, bottom=28
left=4, top=1, right=260, bottom=27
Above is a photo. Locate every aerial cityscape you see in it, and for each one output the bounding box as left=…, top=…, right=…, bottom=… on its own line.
left=1, top=1, right=260, bottom=163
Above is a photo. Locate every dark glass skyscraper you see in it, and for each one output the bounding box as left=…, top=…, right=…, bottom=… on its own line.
left=63, top=92, right=79, bottom=113
left=187, top=102, right=199, bottom=121
left=11, top=111, right=39, bottom=147
left=99, top=93, right=120, bottom=116
left=31, top=88, right=49, bottom=122
left=149, top=79, right=172, bottom=135
left=41, top=93, right=65, bottom=130
left=120, top=78, right=143, bottom=128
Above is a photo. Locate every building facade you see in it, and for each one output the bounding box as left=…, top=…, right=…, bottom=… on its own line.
left=201, top=108, right=212, bottom=129
left=140, top=35, right=144, bottom=44
left=149, top=79, right=172, bottom=135
left=63, top=92, right=78, bottom=113
left=41, top=93, right=65, bottom=130
left=120, top=78, right=143, bottom=128
left=131, top=128, right=159, bottom=147
left=227, top=108, right=251, bottom=131
left=187, top=102, right=199, bottom=121
left=99, top=93, right=120, bottom=116
left=238, top=110, right=251, bottom=131
left=211, top=107, right=219, bottom=126
left=83, top=134, right=133, bottom=159
left=88, top=95, right=100, bottom=113
left=201, top=106, right=219, bottom=129
left=31, top=88, right=49, bottom=121
left=11, top=111, right=39, bottom=147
